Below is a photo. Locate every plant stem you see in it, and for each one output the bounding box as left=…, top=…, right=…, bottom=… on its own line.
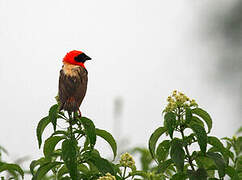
left=181, top=129, right=195, bottom=171
left=178, top=107, right=195, bottom=171
left=122, top=167, right=127, bottom=179
left=68, top=112, right=74, bottom=139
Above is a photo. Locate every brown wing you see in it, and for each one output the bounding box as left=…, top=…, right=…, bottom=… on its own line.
left=58, top=67, right=88, bottom=112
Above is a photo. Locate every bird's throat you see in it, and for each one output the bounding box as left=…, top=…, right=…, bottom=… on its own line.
left=63, top=62, right=83, bottom=77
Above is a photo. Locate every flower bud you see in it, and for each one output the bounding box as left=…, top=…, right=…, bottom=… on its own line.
left=98, top=173, right=116, bottom=180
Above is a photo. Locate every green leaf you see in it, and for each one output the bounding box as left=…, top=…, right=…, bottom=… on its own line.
left=130, top=171, right=149, bottom=178
left=185, top=107, right=192, bottom=124
left=236, top=127, right=242, bottom=134
left=0, top=146, right=8, bottom=155
left=79, top=117, right=96, bottom=148
left=156, top=140, right=170, bottom=162
left=51, top=130, right=68, bottom=137
left=191, top=108, right=212, bottom=133
left=208, top=136, right=224, bottom=151
left=131, top=147, right=153, bottom=172
left=235, top=137, right=242, bottom=156
left=190, top=123, right=207, bottom=154
left=207, top=152, right=226, bottom=178
left=29, top=158, right=47, bottom=175
left=170, top=138, right=185, bottom=172
left=164, top=112, right=176, bottom=139
left=62, top=138, right=78, bottom=180
left=190, top=116, right=205, bottom=127
left=157, top=159, right=173, bottom=173
left=208, top=136, right=233, bottom=164
left=148, top=127, right=167, bottom=159
left=57, top=165, right=69, bottom=179
left=36, top=116, right=50, bottom=148
left=171, top=172, right=186, bottom=180
left=235, top=155, right=242, bottom=174
left=49, top=104, right=59, bottom=131
left=225, top=166, right=239, bottom=180
left=60, top=177, right=71, bottom=180
left=183, top=133, right=195, bottom=146
left=32, top=162, right=62, bottom=180
left=96, top=128, right=117, bottom=160
left=187, top=168, right=208, bottom=180
left=44, top=136, right=65, bottom=160
left=0, top=163, right=24, bottom=179
left=84, top=151, right=115, bottom=175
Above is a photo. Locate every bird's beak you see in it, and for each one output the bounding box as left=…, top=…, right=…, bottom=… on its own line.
left=85, top=55, right=92, bottom=60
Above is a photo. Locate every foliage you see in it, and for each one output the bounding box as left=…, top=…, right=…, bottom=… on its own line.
left=1, top=90, right=241, bottom=180
left=0, top=146, right=24, bottom=180
left=148, top=90, right=241, bottom=180
left=30, top=98, right=141, bottom=180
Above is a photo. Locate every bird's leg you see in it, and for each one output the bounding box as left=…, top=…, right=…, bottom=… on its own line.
left=78, top=109, right=82, bottom=118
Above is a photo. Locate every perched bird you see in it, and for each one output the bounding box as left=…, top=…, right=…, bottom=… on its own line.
left=58, top=50, right=91, bottom=116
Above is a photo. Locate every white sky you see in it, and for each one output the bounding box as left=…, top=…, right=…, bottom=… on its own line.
left=0, top=0, right=240, bottom=178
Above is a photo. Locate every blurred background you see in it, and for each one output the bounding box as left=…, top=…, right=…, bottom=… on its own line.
left=0, top=0, right=242, bottom=178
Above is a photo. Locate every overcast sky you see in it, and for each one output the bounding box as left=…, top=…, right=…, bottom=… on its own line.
left=0, top=0, right=241, bottom=177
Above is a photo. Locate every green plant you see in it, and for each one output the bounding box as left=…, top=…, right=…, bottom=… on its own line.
left=28, top=91, right=242, bottom=180
left=0, top=146, right=24, bottom=180
left=148, top=90, right=240, bottom=180
left=30, top=100, right=118, bottom=180
left=30, top=99, right=143, bottom=180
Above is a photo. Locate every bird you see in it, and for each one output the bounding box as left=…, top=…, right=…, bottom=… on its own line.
left=58, top=50, right=91, bottom=117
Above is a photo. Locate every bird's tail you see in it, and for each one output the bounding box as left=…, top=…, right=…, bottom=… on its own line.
left=62, top=97, right=79, bottom=112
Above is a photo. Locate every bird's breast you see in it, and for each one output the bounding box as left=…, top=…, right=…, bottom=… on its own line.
left=62, top=63, right=81, bottom=77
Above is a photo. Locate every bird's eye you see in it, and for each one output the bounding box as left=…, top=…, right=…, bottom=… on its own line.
left=74, top=53, right=85, bottom=63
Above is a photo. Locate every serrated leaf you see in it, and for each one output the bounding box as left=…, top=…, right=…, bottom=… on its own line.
left=62, top=138, right=78, bottom=180
left=96, top=128, right=117, bottom=160
left=157, top=159, right=173, bottom=173
left=191, top=108, right=212, bottom=133
left=185, top=107, right=192, bottom=124
left=0, top=163, right=24, bottom=179
left=32, top=162, right=62, bottom=180
left=148, top=127, right=167, bottom=159
left=190, top=123, right=207, bottom=154
left=49, top=104, right=59, bottom=131
left=84, top=151, right=115, bottom=175
left=156, top=140, right=170, bottom=162
left=164, top=112, right=176, bottom=139
left=36, top=116, right=50, bottom=148
left=170, top=138, right=185, bottom=172
left=207, top=152, right=226, bottom=178
left=79, top=117, right=96, bottom=148
left=44, top=136, right=65, bottom=160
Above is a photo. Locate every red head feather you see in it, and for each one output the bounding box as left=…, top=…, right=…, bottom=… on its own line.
left=63, top=50, right=85, bottom=68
